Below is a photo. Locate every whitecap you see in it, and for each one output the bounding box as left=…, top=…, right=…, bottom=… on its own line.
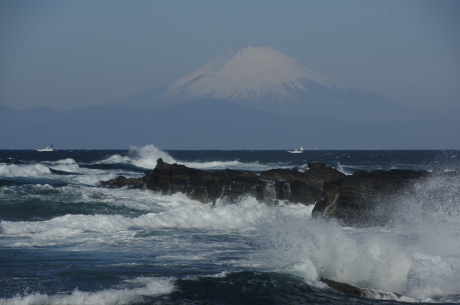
left=0, top=277, right=174, bottom=305
left=0, top=163, right=51, bottom=177
left=102, top=144, right=285, bottom=172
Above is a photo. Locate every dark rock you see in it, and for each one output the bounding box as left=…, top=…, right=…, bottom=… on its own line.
left=312, top=182, right=340, bottom=217
left=304, top=163, right=346, bottom=191
left=320, top=278, right=365, bottom=297
left=259, top=168, right=303, bottom=183
left=320, top=278, right=402, bottom=299
left=288, top=180, right=324, bottom=204
left=100, top=176, right=144, bottom=188
left=142, top=159, right=268, bottom=204
left=100, top=158, right=438, bottom=227
left=138, top=159, right=345, bottom=205
left=313, top=169, right=431, bottom=227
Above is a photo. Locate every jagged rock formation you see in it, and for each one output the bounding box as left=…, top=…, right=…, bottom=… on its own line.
left=139, top=158, right=344, bottom=205
left=100, top=159, right=458, bottom=226
left=99, top=176, right=143, bottom=188
left=312, top=169, right=431, bottom=226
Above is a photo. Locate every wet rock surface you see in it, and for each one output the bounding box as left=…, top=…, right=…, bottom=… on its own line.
left=139, top=158, right=340, bottom=205
left=320, top=278, right=402, bottom=299
left=312, top=168, right=432, bottom=226
left=100, top=158, right=455, bottom=227
left=99, top=176, right=143, bottom=188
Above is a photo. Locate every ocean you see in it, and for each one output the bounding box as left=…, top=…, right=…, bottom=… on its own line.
left=1, top=145, right=460, bottom=304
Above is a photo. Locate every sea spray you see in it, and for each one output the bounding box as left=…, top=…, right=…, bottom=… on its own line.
left=254, top=172, right=460, bottom=299
left=390, top=173, right=460, bottom=298
left=2, top=149, right=459, bottom=303
left=129, top=144, right=176, bottom=168
left=106, top=144, right=289, bottom=172
left=48, top=158, right=80, bottom=173
left=255, top=213, right=411, bottom=295
left=102, top=144, right=176, bottom=169
left=336, top=162, right=353, bottom=175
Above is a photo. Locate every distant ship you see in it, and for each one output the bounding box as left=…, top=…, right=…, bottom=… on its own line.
left=37, top=144, right=54, bottom=152
left=287, top=146, right=304, bottom=153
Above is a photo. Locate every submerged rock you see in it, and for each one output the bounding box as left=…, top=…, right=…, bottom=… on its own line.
left=320, top=278, right=402, bottom=300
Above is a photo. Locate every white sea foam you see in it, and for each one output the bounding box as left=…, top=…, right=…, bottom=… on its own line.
left=257, top=216, right=412, bottom=294
left=0, top=163, right=51, bottom=177
left=182, top=160, right=242, bottom=170
left=0, top=277, right=174, bottom=305
left=128, top=144, right=176, bottom=168
left=0, top=196, right=311, bottom=245
left=103, top=144, right=281, bottom=171
left=185, top=160, right=282, bottom=172
left=49, top=163, right=81, bottom=173
left=48, top=158, right=81, bottom=173
left=103, top=144, right=176, bottom=169
left=3, top=162, right=458, bottom=301
left=56, top=158, right=77, bottom=164
left=335, top=162, right=353, bottom=175
left=255, top=174, right=460, bottom=300
left=74, top=173, right=119, bottom=186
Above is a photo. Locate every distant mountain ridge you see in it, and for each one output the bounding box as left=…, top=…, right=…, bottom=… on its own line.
left=116, top=45, right=432, bottom=123
left=0, top=99, right=460, bottom=150
left=2, top=99, right=459, bottom=149
left=2, top=45, right=458, bottom=149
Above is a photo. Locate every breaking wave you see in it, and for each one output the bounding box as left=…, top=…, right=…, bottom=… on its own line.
left=0, top=277, right=174, bottom=305
left=0, top=197, right=311, bottom=242
left=103, top=144, right=176, bottom=169
left=103, top=144, right=275, bottom=171
left=48, top=158, right=80, bottom=173
left=0, top=163, right=51, bottom=177
left=255, top=173, right=460, bottom=300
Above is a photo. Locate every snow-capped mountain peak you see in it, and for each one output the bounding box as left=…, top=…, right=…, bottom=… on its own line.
left=160, top=44, right=346, bottom=103
left=116, top=44, right=432, bottom=124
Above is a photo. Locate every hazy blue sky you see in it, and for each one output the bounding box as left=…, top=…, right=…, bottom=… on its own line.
left=1, top=0, right=459, bottom=111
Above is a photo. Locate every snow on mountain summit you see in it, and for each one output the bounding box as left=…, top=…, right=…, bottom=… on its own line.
left=113, top=44, right=432, bottom=123
left=160, top=44, right=347, bottom=103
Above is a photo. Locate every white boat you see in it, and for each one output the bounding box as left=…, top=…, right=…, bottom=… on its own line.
left=287, top=146, right=304, bottom=153
left=37, top=144, right=54, bottom=152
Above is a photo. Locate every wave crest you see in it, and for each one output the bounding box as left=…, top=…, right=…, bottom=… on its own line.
left=0, top=277, right=174, bottom=305
left=0, top=164, right=51, bottom=177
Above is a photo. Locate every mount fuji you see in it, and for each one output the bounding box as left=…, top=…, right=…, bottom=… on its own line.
left=118, top=44, right=429, bottom=123
left=2, top=45, right=459, bottom=149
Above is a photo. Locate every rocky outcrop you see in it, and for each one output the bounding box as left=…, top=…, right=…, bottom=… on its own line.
left=313, top=169, right=431, bottom=226
left=100, top=176, right=143, bottom=188
left=100, top=158, right=447, bottom=227
left=139, top=158, right=344, bottom=205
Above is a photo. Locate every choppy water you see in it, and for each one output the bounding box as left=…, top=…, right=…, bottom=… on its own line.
left=1, top=145, right=460, bottom=304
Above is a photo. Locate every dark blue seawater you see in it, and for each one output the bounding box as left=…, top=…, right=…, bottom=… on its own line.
left=1, top=146, right=460, bottom=304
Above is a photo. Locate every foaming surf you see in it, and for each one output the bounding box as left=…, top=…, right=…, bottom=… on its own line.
left=0, top=196, right=312, bottom=245
left=253, top=173, right=460, bottom=301
left=47, top=158, right=81, bottom=173
left=103, top=144, right=285, bottom=172
left=2, top=149, right=459, bottom=303
left=0, top=163, right=51, bottom=177
left=335, top=162, right=353, bottom=175
left=103, top=144, right=176, bottom=169
left=0, top=277, right=174, bottom=305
